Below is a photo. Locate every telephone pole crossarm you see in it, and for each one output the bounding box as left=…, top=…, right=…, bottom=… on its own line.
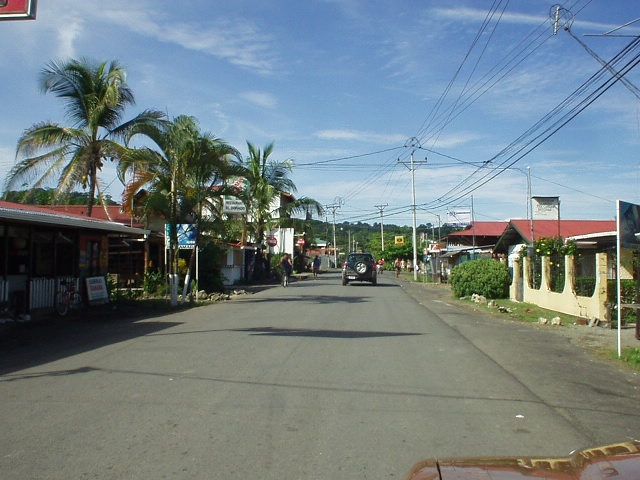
left=374, top=203, right=388, bottom=252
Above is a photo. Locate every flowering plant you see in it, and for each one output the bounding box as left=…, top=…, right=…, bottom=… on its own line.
left=520, top=236, right=577, bottom=259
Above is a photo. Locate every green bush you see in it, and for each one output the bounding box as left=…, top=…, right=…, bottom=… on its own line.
left=607, top=279, right=638, bottom=326
left=450, top=259, right=511, bottom=299
left=574, top=276, right=596, bottom=297
left=143, top=270, right=165, bottom=295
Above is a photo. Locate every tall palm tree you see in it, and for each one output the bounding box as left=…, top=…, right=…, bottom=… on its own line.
left=240, top=142, right=323, bottom=279
left=118, top=115, right=241, bottom=301
left=242, top=141, right=323, bottom=245
left=5, top=57, right=166, bottom=215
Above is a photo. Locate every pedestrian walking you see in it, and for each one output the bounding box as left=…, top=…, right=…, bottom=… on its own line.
left=279, top=253, right=293, bottom=287
left=312, top=255, right=321, bottom=278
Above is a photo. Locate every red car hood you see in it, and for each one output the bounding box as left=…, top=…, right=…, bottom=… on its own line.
left=406, top=440, right=640, bottom=480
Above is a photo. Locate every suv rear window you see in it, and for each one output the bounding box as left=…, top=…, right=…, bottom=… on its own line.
left=348, top=254, right=374, bottom=263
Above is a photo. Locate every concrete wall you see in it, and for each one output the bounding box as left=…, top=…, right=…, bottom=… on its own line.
left=509, top=253, right=609, bottom=321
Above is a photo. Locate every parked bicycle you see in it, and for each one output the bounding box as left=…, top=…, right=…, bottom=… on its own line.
left=55, top=280, right=83, bottom=316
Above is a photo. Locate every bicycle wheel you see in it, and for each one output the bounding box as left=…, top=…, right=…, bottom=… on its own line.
left=55, top=291, right=69, bottom=316
left=70, top=292, right=83, bottom=312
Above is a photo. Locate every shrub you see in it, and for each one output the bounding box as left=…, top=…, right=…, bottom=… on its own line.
left=143, top=270, right=165, bottom=295
left=450, top=259, right=511, bottom=299
left=575, top=276, right=596, bottom=297
left=607, top=279, right=638, bottom=326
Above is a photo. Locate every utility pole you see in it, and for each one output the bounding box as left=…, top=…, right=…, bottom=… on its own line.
left=375, top=203, right=388, bottom=252
left=324, top=201, right=341, bottom=268
left=398, top=137, right=427, bottom=281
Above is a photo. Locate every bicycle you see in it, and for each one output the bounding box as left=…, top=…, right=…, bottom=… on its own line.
left=281, top=269, right=290, bottom=287
left=55, top=280, right=83, bottom=316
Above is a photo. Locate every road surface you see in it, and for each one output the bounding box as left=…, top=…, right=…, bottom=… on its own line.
left=1, top=271, right=638, bottom=479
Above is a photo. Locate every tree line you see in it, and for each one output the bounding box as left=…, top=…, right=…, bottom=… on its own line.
left=2, top=57, right=322, bottom=295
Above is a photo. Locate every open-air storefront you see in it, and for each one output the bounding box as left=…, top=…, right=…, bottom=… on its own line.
left=0, top=201, right=148, bottom=317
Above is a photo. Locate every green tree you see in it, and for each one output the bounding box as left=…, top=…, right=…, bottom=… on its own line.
left=5, top=58, right=165, bottom=215
left=119, top=115, right=241, bottom=299
left=241, top=141, right=322, bottom=245
left=238, top=141, right=323, bottom=281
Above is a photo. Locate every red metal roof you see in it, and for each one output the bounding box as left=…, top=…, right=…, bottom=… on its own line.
left=509, top=219, right=615, bottom=243
left=0, top=201, right=144, bottom=228
left=38, top=204, right=143, bottom=228
left=0, top=200, right=147, bottom=234
left=447, top=221, right=509, bottom=237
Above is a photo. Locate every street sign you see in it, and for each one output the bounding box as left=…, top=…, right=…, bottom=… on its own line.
left=0, top=0, right=37, bottom=20
left=267, top=236, right=277, bottom=247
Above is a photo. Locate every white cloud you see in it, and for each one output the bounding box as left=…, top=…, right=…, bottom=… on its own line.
left=95, top=4, right=278, bottom=75
left=432, top=6, right=546, bottom=26
left=240, top=91, right=277, bottom=109
left=315, top=129, right=406, bottom=145
left=55, top=17, right=82, bottom=59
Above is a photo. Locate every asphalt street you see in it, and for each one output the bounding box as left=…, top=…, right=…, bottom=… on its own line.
left=1, top=271, right=638, bottom=479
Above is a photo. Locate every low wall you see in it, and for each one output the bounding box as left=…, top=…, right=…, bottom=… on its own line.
left=510, top=253, right=608, bottom=321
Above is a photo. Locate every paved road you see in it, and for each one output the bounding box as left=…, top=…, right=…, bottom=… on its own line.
left=1, top=271, right=638, bottom=479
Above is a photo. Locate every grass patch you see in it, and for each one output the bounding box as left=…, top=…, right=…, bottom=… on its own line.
left=613, top=347, right=640, bottom=369
left=488, top=300, right=579, bottom=324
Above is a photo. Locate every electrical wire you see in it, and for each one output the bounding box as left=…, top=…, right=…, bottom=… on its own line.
left=423, top=34, right=640, bottom=211
left=311, top=0, right=632, bottom=225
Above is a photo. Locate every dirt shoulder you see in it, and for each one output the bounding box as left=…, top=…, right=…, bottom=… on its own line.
left=396, top=277, right=639, bottom=364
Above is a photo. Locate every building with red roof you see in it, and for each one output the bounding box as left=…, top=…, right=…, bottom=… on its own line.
left=493, top=219, right=616, bottom=254
left=0, top=200, right=149, bottom=318
left=446, top=221, right=510, bottom=249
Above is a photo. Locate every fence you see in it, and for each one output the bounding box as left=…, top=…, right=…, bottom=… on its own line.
left=510, top=253, right=608, bottom=321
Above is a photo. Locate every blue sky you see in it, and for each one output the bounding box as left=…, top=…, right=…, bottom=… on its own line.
left=1, top=0, right=639, bottom=227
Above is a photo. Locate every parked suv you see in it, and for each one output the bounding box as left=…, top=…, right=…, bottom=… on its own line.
left=342, top=252, right=377, bottom=286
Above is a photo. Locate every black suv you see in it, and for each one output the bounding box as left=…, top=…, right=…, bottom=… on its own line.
left=342, top=252, right=377, bottom=286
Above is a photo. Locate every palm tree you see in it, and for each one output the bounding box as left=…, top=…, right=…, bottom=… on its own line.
left=118, top=115, right=241, bottom=301
left=5, top=57, right=166, bottom=215
left=241, top=141, right=322, bottom=245
left=240, top=142, right=323, bottom=279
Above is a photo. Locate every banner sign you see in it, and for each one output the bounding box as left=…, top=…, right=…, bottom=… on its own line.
left=532, top=196, right=560, bottom=220
left=165, top=224, right=197, bottom=249
left=428, top=243, right=442, bottom=253
left=85, top=276, right=109, bottom=305
left=618, top=200, right=640, bottom=249
left=446, top=209, right=471, bottom=227
left=223, top=196, right=246, bottom=214
left=223, top=176, right=248, bottom=214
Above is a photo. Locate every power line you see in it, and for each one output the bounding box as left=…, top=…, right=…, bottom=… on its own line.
left=422, top=33, right=640, bottom=211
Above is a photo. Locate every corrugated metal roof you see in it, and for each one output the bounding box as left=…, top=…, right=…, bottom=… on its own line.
left=447, top=221, right=509, bottom=237
left=509, top=219, right=616, bottom=243
left=39, top=204, right=145, bottom=228
left=0, top=201, right=148, bottom=235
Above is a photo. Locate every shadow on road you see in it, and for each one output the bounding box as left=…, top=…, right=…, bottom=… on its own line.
left=233, top=294, right=374, bottom=304
left=0, top=313, right=182, bottom=375
left=230, top=326, right=424, bottom=339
